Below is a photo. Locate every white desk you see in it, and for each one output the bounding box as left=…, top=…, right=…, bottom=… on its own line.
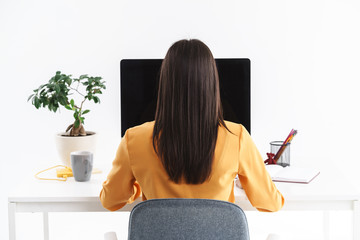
left=8, top=166, right=360, bottom=240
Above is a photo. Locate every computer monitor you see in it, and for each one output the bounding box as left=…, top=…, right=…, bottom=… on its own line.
left=120, top=58, right=250, bottom=137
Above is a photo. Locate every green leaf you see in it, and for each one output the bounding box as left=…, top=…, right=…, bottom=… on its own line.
left=42, top=98, right=50, bottom=107
left=93, top=96, right=100, bottom=103
left=59, top=96, right=68, bottom=106
left=34, top=97, right=41, bottom=109
left=94, top=77, right=102, bottom=82
left=27, top=94, right=34, bottom=102
left=93, top=89, right=102, bottom=94
left=87, top=93, right=93, bottom=100
left=55, top=73, right=61, bottom=81
left=70, top=99, right=75, bottom=108
left=54, top=84, right=60, bottom=93
left=79, top=74, right=88, bottom=79
left=65, top=77, right=72, bottom=86
left=65, top=105, right=72, bottom=110
left=82, top=109, right=90, bottom=115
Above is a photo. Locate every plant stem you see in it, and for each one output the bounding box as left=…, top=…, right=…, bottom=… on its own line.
left=69, top=87, right=86, bottom=98
left=80, top=98, right=86, bottom=112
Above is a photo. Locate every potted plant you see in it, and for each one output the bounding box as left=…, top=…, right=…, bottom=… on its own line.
left=28, top=71, right=106, bottom=166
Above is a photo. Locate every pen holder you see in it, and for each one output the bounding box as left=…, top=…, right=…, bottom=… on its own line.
left=270, top=141, right=290, bottom=167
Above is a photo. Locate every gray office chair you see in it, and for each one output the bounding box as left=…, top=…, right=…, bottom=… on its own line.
left=127, top=198, right=250, bottom=240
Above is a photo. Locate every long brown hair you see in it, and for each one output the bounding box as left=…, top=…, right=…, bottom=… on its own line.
left=153, top=39, right=228, bottom=184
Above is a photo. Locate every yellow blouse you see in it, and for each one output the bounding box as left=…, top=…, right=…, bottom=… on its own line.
left=100, top=121, right=284, bottom=212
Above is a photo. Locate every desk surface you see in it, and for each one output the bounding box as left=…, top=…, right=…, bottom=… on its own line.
left=8, top=165, right=360, bottom=240
left=9, top=165, right=359, bottom=206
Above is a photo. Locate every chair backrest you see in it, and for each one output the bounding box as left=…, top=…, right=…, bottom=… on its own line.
left=128, top=198, right=250, bottom=240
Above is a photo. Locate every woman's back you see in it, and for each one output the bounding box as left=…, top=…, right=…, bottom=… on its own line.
left=100, top=120, right=284, bottom=212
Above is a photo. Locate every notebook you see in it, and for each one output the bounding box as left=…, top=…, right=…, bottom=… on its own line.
left=265, top=164, right=320, bottom=183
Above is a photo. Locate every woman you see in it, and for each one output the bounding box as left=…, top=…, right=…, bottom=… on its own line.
left=100, top=39, right=284, bottom=212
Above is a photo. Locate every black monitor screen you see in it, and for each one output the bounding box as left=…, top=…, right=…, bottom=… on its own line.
left=120, top=58, right=250, bottom=137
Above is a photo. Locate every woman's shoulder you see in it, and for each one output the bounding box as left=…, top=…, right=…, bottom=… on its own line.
left=125, top=121, right=155, bottom=138
left=223, top=120, right=246, bottom=135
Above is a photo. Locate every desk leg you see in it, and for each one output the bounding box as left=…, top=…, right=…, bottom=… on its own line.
left=323, top=211, right=330, bottom=240
left=354, top=200, right=360, bottom=240
left=8, top=202, right=16, bottom=240
left=43, top=212, right=49, bottom=240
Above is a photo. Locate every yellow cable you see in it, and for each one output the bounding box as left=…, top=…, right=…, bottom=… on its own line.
left=35, top=165, right=72, bottom=182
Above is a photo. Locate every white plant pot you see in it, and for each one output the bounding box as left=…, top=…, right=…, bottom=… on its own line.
left=55, top=131, right=97, bottom=167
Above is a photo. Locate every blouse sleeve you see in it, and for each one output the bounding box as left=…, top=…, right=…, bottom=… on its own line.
left=237, top=126, right=284, bottom=212
left=100, top=131, right=141, bottom=211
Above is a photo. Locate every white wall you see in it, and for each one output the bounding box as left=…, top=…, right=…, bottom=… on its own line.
left=1, top=0, right=360, bottom=239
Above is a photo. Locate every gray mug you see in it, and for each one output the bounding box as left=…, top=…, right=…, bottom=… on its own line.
left=70, top=151, right=93, bottom=182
